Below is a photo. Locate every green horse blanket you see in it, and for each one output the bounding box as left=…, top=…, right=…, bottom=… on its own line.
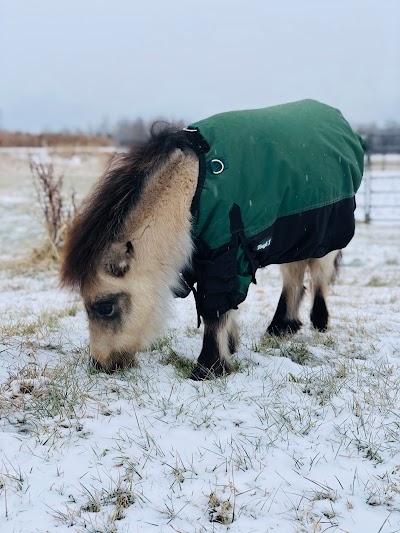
left=181, top=99, right=364, bottom=319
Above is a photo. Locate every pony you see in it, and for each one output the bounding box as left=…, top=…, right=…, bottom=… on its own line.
left=61, top=100, right=364, bottom=379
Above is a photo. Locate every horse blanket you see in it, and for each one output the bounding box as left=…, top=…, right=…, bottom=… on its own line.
left=181, top=99, right=364, bottom=319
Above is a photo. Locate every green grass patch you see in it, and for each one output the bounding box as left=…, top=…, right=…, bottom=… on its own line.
left=159, top=349, right=196, bottom=379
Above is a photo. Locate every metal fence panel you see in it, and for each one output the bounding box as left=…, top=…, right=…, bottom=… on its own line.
left=356, top=155, right=400, bottom=222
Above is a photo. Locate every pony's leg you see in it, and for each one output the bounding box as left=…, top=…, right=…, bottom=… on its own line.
left=308, top=251, right=339, bottom=332
left=191, top=310, right=236, bottom=380
left=228, top=310, right=239, bottom=354
left=267, top=260, right=307, bottom=335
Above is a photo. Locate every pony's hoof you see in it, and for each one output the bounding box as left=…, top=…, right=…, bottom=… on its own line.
left=190, top=364, right=214, bottom=381
left=311, top=320, right=328, bottom=332
left=310, top=312, right=329, bottom=332
left=190, top=361, right=229, bottom=381
left=267, top=319, right=302, bottom=336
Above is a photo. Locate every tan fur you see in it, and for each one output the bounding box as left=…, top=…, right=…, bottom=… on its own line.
left=279, top=251, right=339, bottom=323
left=308, top=251, right=337, bottom=301
left=229, top=310, right=240, bottom=350
left=124, top=150, right=198, bottom=269
left=280, top=260, right=308, bottom=319
left=84, top=150, right=199, bottom=370
left=215, top=310, right=238, bottom=372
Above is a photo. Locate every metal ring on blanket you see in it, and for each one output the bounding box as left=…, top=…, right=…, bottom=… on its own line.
left=211, top=159, right=224, bottom=174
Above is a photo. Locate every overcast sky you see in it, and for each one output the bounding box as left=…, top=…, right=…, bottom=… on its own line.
left=1, top=0, right=399, bottom=132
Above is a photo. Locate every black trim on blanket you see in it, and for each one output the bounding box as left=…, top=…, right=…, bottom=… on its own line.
left=183, top=128, right=209, bottom=221
left=190, top=153, right=206, bottom=223
left=184, top=127, right=210, bottom=155
left=249, top=196, right=356, bottom=267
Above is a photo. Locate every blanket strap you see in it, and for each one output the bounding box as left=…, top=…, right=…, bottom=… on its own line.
left=177, top=265, right=202, bottom=328
left=229, top=203, right=258, bottom=285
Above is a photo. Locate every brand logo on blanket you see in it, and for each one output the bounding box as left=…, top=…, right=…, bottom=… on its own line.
left=256, top=238, right=272, bottom=251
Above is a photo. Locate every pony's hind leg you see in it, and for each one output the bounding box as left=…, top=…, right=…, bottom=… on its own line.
left=267, top=260, right=307, bottom=336
left=191, top=311, right=237, bottom=380
left=309, top=251, right=340, bottom=331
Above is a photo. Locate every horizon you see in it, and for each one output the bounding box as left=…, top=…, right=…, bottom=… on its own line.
left=2, top=107, right=400, bottom=136
left=1, top=0, right=399, bottom=132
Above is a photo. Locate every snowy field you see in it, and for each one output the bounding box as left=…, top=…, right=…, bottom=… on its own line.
left=0, top=148, right=400, bottom=533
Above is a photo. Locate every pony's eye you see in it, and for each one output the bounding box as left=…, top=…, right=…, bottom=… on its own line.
left=95, top=302, right=115, bottom=317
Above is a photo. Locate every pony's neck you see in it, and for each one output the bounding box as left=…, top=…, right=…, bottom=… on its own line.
left=126, top=149, right=199, bottom=278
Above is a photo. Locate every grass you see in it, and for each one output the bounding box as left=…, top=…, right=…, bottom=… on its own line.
left=2, top=305, right=400, bottom=532
left=159, top=349, right=196, bottom=378
left=155, top=335, right=242, bottom=378
left=1, top=219, right=400, bottom=532
left=151, top=335, right=196, bottom=378
left=80, top=476, right=136, bottom=519
left=208, top=490, right=235, bottom=524
left=0, top=343, right=98, bottom=430
left=1, top=312, right=60, bottom=337
left=258, top=334, right=315, bottom=365
left=0, top=305, right=81, bottom=344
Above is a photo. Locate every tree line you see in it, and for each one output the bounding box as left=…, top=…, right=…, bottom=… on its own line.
left=2, top=114, right=400, bottom=153
left=100, top=118, right=400, bottom=153
left=357, top=123, right=400, bottom=154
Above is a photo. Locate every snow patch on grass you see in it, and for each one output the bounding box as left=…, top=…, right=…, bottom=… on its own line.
left=0, top=152, right=399, bottom=531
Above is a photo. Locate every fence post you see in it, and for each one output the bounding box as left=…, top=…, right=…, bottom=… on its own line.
left=364, top=152, right=372, bottom=223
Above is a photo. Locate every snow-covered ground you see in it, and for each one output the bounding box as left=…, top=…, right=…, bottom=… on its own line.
left=0, top=149, right=399, bottom=532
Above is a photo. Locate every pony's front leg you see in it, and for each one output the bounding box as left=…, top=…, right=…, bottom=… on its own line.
left=191, top=310, right=237, bottom=380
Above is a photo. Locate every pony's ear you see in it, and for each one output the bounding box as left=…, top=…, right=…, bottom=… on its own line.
left=103, top=241, right=134, bottom=277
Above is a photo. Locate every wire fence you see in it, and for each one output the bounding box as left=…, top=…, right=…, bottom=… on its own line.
left=356, top=154, right=400, bottom=223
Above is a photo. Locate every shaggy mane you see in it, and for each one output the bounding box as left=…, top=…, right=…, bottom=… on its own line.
left=61, top=124, right=201, bottom=290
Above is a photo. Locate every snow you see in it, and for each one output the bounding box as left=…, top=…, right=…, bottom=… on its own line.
left=0, top=150, right=400, bottom=532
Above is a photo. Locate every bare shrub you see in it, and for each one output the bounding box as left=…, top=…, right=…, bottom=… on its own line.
left=30, top=159, right=76, bottom=262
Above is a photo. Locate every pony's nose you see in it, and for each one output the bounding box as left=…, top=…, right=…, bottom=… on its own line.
left=90, top=352, right=135, bottom=373
left=90, top=357, right=118, bottom=373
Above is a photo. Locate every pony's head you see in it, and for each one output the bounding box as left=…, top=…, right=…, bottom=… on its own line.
left=61, top=127, right=199, bottom=371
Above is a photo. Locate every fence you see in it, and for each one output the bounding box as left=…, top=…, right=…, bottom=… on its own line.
left=356, top=154, right=400, bottom=223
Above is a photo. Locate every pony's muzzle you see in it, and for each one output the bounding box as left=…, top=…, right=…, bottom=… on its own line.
left=90, top=357, right=118, bottom=373
left=90, top=350, right=136, bottom=373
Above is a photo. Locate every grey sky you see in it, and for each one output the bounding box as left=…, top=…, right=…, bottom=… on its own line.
left=1, top=0, right=399, bottom=132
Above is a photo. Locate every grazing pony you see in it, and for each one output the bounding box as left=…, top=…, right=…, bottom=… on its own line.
left=61, top=100, right=364, bottom=379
